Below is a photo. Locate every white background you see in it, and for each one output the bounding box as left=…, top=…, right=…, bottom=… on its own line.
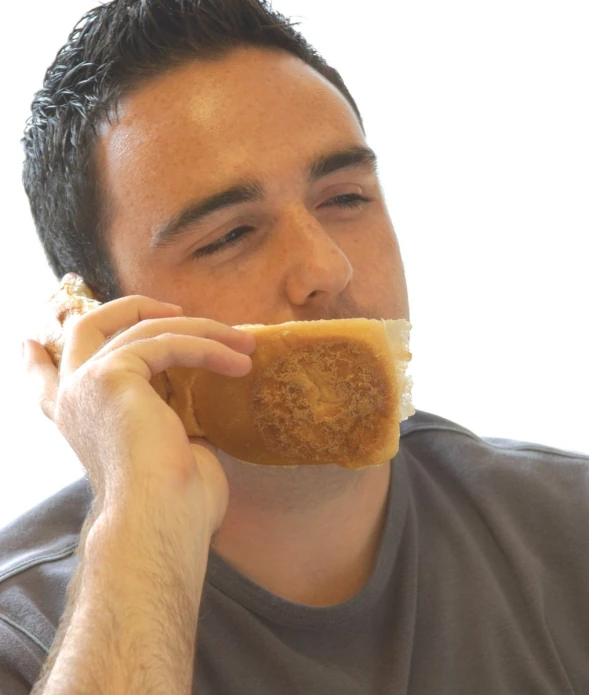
left=1, top=0, right=587, bottom=528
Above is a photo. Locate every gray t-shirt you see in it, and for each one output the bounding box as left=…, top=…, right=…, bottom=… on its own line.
left=1, top=410, right=588, bottom=694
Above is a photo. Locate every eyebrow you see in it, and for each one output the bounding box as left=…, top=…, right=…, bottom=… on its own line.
left=150, top=145, right=378, bottom=250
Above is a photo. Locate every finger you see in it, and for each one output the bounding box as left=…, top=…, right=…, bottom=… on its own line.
left=99, top=334, right=254, bottom=383
left=21, top=339, right=60, bottom=421
left=93, top=317, right=256, bottom=361
left=60, top=296, right=185, bottom=378
left=188, top=436, right=218, bottom=456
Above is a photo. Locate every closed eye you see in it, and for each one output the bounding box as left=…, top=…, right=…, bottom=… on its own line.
left=191, top=225, right=256, bottom=259
left=192, top=194, right=374, bottom=259
left=320, top=193, right=374, bottom=209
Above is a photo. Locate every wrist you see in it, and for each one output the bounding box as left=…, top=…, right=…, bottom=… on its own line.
left=99, top=474, right=219, bottom=534
left=85, top=493, right=214, bottom=588
left=44, top=500, right=207, bottom=695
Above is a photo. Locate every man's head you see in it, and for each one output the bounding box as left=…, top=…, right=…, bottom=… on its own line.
left=23, top=0, right=409, bottom=325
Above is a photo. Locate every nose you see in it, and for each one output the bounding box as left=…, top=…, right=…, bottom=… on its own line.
left=281, top=210, right=354, bottom=307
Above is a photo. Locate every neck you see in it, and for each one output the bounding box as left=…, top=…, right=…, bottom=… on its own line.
left=211, top=453, right=392, bottom=607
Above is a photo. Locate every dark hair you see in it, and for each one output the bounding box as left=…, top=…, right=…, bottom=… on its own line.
left=22, top=0, right=363, bottom=302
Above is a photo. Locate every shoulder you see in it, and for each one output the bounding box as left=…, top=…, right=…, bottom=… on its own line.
left=399, top=409, right=589, bottom=552
left=400, top=408, right=589, bottom=482
left=399, top=411, right=589, bottom=691
left=0, top=478, right=92, bottom=655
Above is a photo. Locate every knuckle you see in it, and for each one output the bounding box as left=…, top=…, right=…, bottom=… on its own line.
left=63, top=313, right=94, bottom=344
left=103, top=326, right=127, bottom=346
left=155, top=331, right=176, bottom=343
left=136, top=317, right=159, bottom=330
left=88, top=360, right=117, bottom=390
left=54, top=363, right=114, bottom=427
left=123, top=294, right=145, bottom=305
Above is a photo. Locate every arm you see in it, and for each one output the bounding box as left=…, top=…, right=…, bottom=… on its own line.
left=33, top=495, right=212, bottom=695
left=21, top=285, right=255, bottom=694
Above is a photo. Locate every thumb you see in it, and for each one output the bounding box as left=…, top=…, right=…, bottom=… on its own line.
left=21, top=339, right=60, bottom=421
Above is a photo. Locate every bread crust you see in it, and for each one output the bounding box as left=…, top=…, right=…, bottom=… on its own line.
left=38, top=274, right=102, bottom=367
left=40, top=276, right=414, bottom=469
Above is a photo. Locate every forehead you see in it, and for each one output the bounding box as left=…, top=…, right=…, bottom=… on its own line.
left=97, top=47, right=365, bottom=214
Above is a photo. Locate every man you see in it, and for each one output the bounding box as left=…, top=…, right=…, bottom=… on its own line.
left=1, top=0, right=587, bottom=693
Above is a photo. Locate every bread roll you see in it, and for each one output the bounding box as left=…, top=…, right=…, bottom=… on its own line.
left=40, top=274, right=102, bottom=367
left=39, top=275, right=414, bottom=469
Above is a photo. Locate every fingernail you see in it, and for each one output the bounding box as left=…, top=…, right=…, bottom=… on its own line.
left=62, top=272, right=80, bottom=282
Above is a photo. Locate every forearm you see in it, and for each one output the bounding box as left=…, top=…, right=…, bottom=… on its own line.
left=33, top=497, right=212, bottom=695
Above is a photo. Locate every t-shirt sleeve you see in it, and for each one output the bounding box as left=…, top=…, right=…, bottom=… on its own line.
left=0, top=616, right=45, bottom=694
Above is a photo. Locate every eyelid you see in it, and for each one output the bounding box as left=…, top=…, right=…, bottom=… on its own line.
left=191, top=189, right=375, bottom=259
left=314, top=175, right=376, bottom=202
left=320, top=192, right=373, bottom=205
left=192, top=224, right=255, bottom=259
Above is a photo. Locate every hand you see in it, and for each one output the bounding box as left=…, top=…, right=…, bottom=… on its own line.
left=21, top=295, right=255, bottom=533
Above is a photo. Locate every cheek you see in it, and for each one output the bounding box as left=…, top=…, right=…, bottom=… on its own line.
left=175, top=253, right=283, bottom=322
left=342, top=226, right=408, bottom=312
left=341, top=225, right=399, bottom=277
